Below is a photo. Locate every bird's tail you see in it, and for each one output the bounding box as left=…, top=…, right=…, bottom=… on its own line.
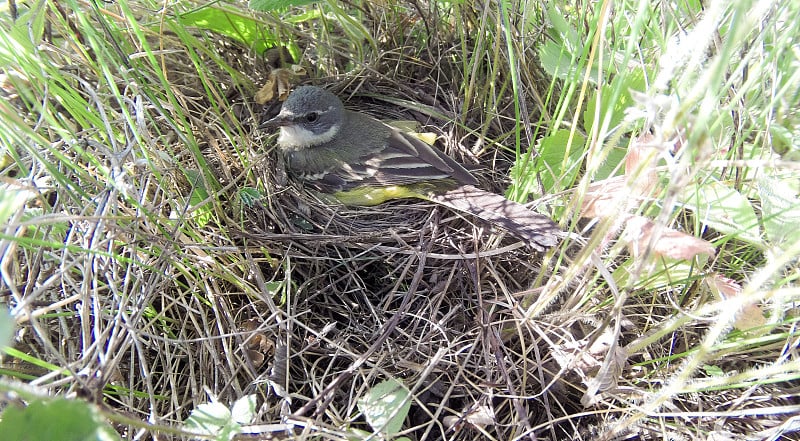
left=423, top=184, right=560, bottom=251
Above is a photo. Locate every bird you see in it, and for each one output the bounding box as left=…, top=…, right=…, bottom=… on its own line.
left=259, top=85, right=560, bottom=250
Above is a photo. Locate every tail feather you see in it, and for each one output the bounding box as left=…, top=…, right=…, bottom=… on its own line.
left=425, top=185, right=560, bottom=251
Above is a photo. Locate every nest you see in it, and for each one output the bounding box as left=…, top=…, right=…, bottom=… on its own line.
left=164, top=26, right=586, bottom=439
left=0, top=16, right=589, bottom=439
left=211, top=82, right=576, bottom=439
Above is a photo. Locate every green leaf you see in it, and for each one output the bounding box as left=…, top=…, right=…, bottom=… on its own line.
left=538, top=6, right=580, bottom=81
left=0, top=183, right=36, bottom=226
left=230, top=395, right=257, bottom=425
left=185, top=169, right=213, bottom=227
left=545, top=5, right=579, bottom=47
left=249, top=0, right=318, bottom=11
left=185, top=401, right=240, bottom=441
left=357, top=378, right=411, bottom=437
left=238, top=187, right=264, bottom=208
left=2, top=347, right=61, bottom=373
left=346, top=428, right=372, bottom=441
left=0, top=398, right=120, bottom=441
left=179, top=6, right=274, bottom=53
left=512, top=129, right=586, bottom=195
left=537, top=39, right=576, bottom=82
left=703, top=364, right=725, bottom=376
left=769, top=123, right=800, bottom=160
left=757, top=175, right=800, bottom=250
left=291, top=216, right=315, bottom=231
left=583, top=70, right=647, bottom=136
left=264, top=281, right=283, bottom=295
left=682, top=181, right=761, bottom=245
left=593, top=144, right=629, bottom=181
left=539, top=6, right=602, bottom=83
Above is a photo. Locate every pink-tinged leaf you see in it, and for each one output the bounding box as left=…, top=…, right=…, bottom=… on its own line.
left=706, top=274, right=742, bottom=299
left=623, top=133, right=660, bottom=195
left=581, top=177, right=627, bottom=219
left=580, top=133, right=661, bottom=220
left=734, top=304, right=767, bottom=331
left=624, top=215, right=716, bottom=260
left=706, top=274, right=767, bottom=331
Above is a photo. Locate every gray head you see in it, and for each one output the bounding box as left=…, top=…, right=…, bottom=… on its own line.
left=261, top=86, right=345, bottom=150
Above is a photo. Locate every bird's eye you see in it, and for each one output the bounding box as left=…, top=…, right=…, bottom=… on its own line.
left=304, top=112, right=319, bottom=123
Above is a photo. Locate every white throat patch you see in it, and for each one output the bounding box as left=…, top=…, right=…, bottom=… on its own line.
left=276, top=107, right=341, bottom=150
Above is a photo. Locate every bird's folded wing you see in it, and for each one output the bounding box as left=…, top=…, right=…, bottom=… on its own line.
left=424, top=184, right=560, bottom=251
left=349, top=129, right=479, bottom=187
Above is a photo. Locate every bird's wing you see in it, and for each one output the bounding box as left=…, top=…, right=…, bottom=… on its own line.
left=343, top=127, right=479, bottom=188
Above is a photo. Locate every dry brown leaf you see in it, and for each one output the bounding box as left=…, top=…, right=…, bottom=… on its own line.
left=240, top=318, right=276, bottom=368
left=551, top=328, right=627, bottom=407
left=624, top=215, right=716, bottom=260
left=734, top=304, right=768, bottom=330
left=443, top=405, right=496, bottom=431
left=254, top=65, right=307, bottom=104
left=706, top=274, right=767, bottom=331
left=706, top=273, right=742, bottom=298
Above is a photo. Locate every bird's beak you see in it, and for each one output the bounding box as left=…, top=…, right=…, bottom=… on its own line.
left=258, top=113, right=291, bottom=131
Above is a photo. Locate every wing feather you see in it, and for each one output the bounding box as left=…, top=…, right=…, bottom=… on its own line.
left=351, top=128, right=478, bottom=187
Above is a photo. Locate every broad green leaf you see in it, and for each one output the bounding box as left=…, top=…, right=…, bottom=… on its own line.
left=538, top=6, right=581, bottom=81
left=538, top=39, right=579, bottom=82
left=545, top=5, right=579, bottom=47
left=347, top=428, right=372, bottom=441
left=238, top=187, right=264, bottom=208
left=539, top=6, right=603, bottom=83
left=0, top=183, right=36, bottom=226
left=682, top=181, right=761, bottom=245
left=264, top=281, right=283, bottom=296
left=230, top=394, right=257, bottom=425
left=0, top=398, right=120, bottom=441
left=512, top=129, right=586, bottom=195
left=757, top=175, right=800, bottom=250
left=583, top=70, right=647, bottom=136
left=249, top=0, right=317, bottom=11
left=185, top=401, right=241, bottom=441
left=357, top=378, right=411, bottom=437
left=593, top=144, right=629, bottom=181
left=179, top=6, right=274, bottom=53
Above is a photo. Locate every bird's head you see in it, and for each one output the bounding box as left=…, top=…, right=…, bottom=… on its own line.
left=260, top=86, right=345, bottom=150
